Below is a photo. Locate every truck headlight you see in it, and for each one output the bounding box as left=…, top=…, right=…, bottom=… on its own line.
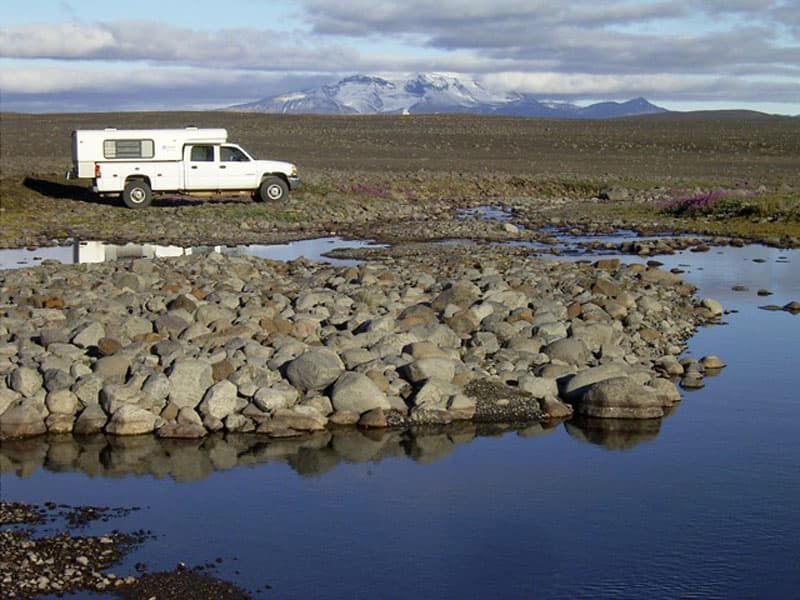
left=290, top=165, right=297, bottom=177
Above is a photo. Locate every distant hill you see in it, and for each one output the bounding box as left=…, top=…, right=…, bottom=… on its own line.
left=224, top=73, right=668, bottom=119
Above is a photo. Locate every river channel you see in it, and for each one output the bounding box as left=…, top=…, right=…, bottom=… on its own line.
left=1, top=237, right=799, bottom=599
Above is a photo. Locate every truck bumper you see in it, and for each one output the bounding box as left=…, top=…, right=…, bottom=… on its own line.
left=288, top=176, right=301, bottom=190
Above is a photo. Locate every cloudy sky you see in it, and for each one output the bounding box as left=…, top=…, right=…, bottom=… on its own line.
left=1, top=0, right=798, bottom=114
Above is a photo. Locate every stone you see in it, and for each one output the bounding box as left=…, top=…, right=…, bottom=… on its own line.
left=106, top=405, right=158, bottom=435
left=72, top=321, right=105, bottom=348
left=73, top=404, right=108, bottom=435
left=0, top=404, right=47, bottom=439
left=198, top=380, right=238, bottom=420
left=700, top=355, right=726, bottom=369
left=431, top=280, right=481, bottom=311
left=561, top=364, right=628, bottom=401
left=701, top=298, right=723, bottom=316
left=574, top=377, right=664, bottom=419
left=156, top=422, right=207, bottom=439
left=413, top=379, right=459, bottom=410
left=97, top=337, right=123, bottom=356
left=329, top=410, right=361, bottom=425
left=9, top=366, right=43, bottom=398
left=539, top=396, right=573, bottom=419
left=46, top=389, right=80, bottom=414
left=331, top=371, right=391, bottom=414
left=649, top=378, right=682, bottom=406
left=92, top=355, right=130, bottom=384
left=543, top=338, right=590, bottom=365
left=285, top=348, right=344, bottom=391
left=177, top=407, right=204, bottom=426
left=45, top=412, right=74, bottom=434
left=401, top=357, right=457, bottom=384
left=656, top=355, right=684, bottom=376
left=359, top=408, right=388, bottom=428
left=517, top=375, right=558, bottom=399
left=167, top=358, right=214, bottom=408
left=43, top=368, right=73, bottom=392
left=253, top=383, right=299, bottom=412
left=0, top=386, right=20, bottom=416
left=267, top=406, right=327, bottom=432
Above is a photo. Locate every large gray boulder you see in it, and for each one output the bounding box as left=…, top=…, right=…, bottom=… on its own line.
left=561, top=365, right=628, bottom=401
left=573, top=377, right=664, bottom=419
left=544, top=338, right=590, bottom=365
left=106, top=405, right=158, bottom=435
left=401, top=357, right=457, bottom=384
left=285, top=349, right=344, bottom=391
left=0, top=404, right=47, bottom=439
left=167, top=359, right=214, bottom=408
left=198, top=380, right=238, bottom=420
left=73, top=403, right=108, bottom=435
left=9, top=367, right=43, bottom=398
left=331, top=372, right=391, bottom=414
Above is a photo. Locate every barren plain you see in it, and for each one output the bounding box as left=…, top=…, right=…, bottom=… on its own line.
left=1, top=111, right=798, bottom=248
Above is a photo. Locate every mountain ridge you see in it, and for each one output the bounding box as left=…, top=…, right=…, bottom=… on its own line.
left=224, top=73, right=669, bottom=119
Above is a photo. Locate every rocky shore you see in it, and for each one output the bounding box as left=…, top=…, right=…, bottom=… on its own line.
left=0, top=244, right=725, bottom=442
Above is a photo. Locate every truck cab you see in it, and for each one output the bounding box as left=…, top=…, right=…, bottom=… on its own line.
left=67, top=128, right=300, bottom=208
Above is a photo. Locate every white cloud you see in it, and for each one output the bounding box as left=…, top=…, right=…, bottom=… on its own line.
left=0, top=0, right=798, bottom=112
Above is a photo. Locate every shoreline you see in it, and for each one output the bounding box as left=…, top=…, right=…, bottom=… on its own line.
left=1, top=242, right=722, bottom=443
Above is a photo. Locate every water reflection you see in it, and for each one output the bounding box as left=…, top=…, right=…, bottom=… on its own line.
left=0, top=422, right=561, bottom=483
left=564, top=416, right=662, bottom=450
left=0, top=237, right=384, bottom=269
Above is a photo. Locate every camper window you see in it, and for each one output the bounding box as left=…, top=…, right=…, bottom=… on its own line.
left=103, top=139, right=154, bottom=159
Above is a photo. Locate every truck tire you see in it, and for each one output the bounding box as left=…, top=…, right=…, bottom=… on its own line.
left=122, top=180, right=152, bottom=209
left=257, top=176, right=289, bottom=202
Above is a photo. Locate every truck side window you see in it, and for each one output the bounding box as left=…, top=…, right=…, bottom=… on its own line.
left=190, top=145, right=214, bottom=162
left=221, top=146, right=248, bottom=162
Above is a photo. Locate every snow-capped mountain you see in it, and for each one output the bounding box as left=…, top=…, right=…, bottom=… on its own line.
left=225, top=73, right=668, bottom=119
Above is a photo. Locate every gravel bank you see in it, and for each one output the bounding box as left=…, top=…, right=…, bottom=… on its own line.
left=0, top=243, right=724, bottom=441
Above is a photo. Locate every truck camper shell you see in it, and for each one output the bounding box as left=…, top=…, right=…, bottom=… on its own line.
left=66, top=127, right=299, bottom=208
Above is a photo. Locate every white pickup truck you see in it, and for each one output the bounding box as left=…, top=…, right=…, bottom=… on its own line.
left=66, top=128, right=300, bottom=208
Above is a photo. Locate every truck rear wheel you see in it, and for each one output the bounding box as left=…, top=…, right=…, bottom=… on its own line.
left=257, top=176, right=289, bottom=202
left=122, top=180, right=152, bottom=209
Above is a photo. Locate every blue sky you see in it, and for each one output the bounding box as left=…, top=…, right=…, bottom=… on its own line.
left=1, top=0, right=798, bottom=114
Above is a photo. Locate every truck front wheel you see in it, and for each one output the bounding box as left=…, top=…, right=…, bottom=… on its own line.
left=257, top=176, right=289, bottom=202
left=122, top=180, right=152, bottom=209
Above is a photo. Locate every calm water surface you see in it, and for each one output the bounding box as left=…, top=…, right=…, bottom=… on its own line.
left=2, top=244, right=799, bottom=599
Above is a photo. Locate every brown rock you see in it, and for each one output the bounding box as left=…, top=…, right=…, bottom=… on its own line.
left=359, top=408, right=388, bottom=428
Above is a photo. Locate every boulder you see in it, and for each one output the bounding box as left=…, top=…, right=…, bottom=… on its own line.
left=331, top=372, right=391, bottom=414
left=92, top=355, right=130, bottom=384
left=253, top=383, right=299, bottom=412
left=285, top=349, right=344, bottom=391
left=198, top=380, right=238, bottom=420
left=573, top=377, right=664, bottom=419
left=0, top=404, right=47, bottom=439
left=106, top=405, right=158, bottom=435
left=543, top=338, right=590, bottom=365
left=561, top=364, right=628, bottom=401
left=9, top=367, right=43, bottom=398
left=73, top=404, right=108, bottom=435
left=401, top=357, right=457, bottom=384
left=46, top=389, right=80, bottom=415
left=167, top=358, right=214, bottom=408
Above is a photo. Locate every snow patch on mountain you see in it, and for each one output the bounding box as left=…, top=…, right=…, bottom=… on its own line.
left=225, top=73, right=668, bottom=119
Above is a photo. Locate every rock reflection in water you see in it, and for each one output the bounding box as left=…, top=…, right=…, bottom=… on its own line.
left=0, top=422, right=561, bottom=482
left=564, top=416, right=662, bottom=450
